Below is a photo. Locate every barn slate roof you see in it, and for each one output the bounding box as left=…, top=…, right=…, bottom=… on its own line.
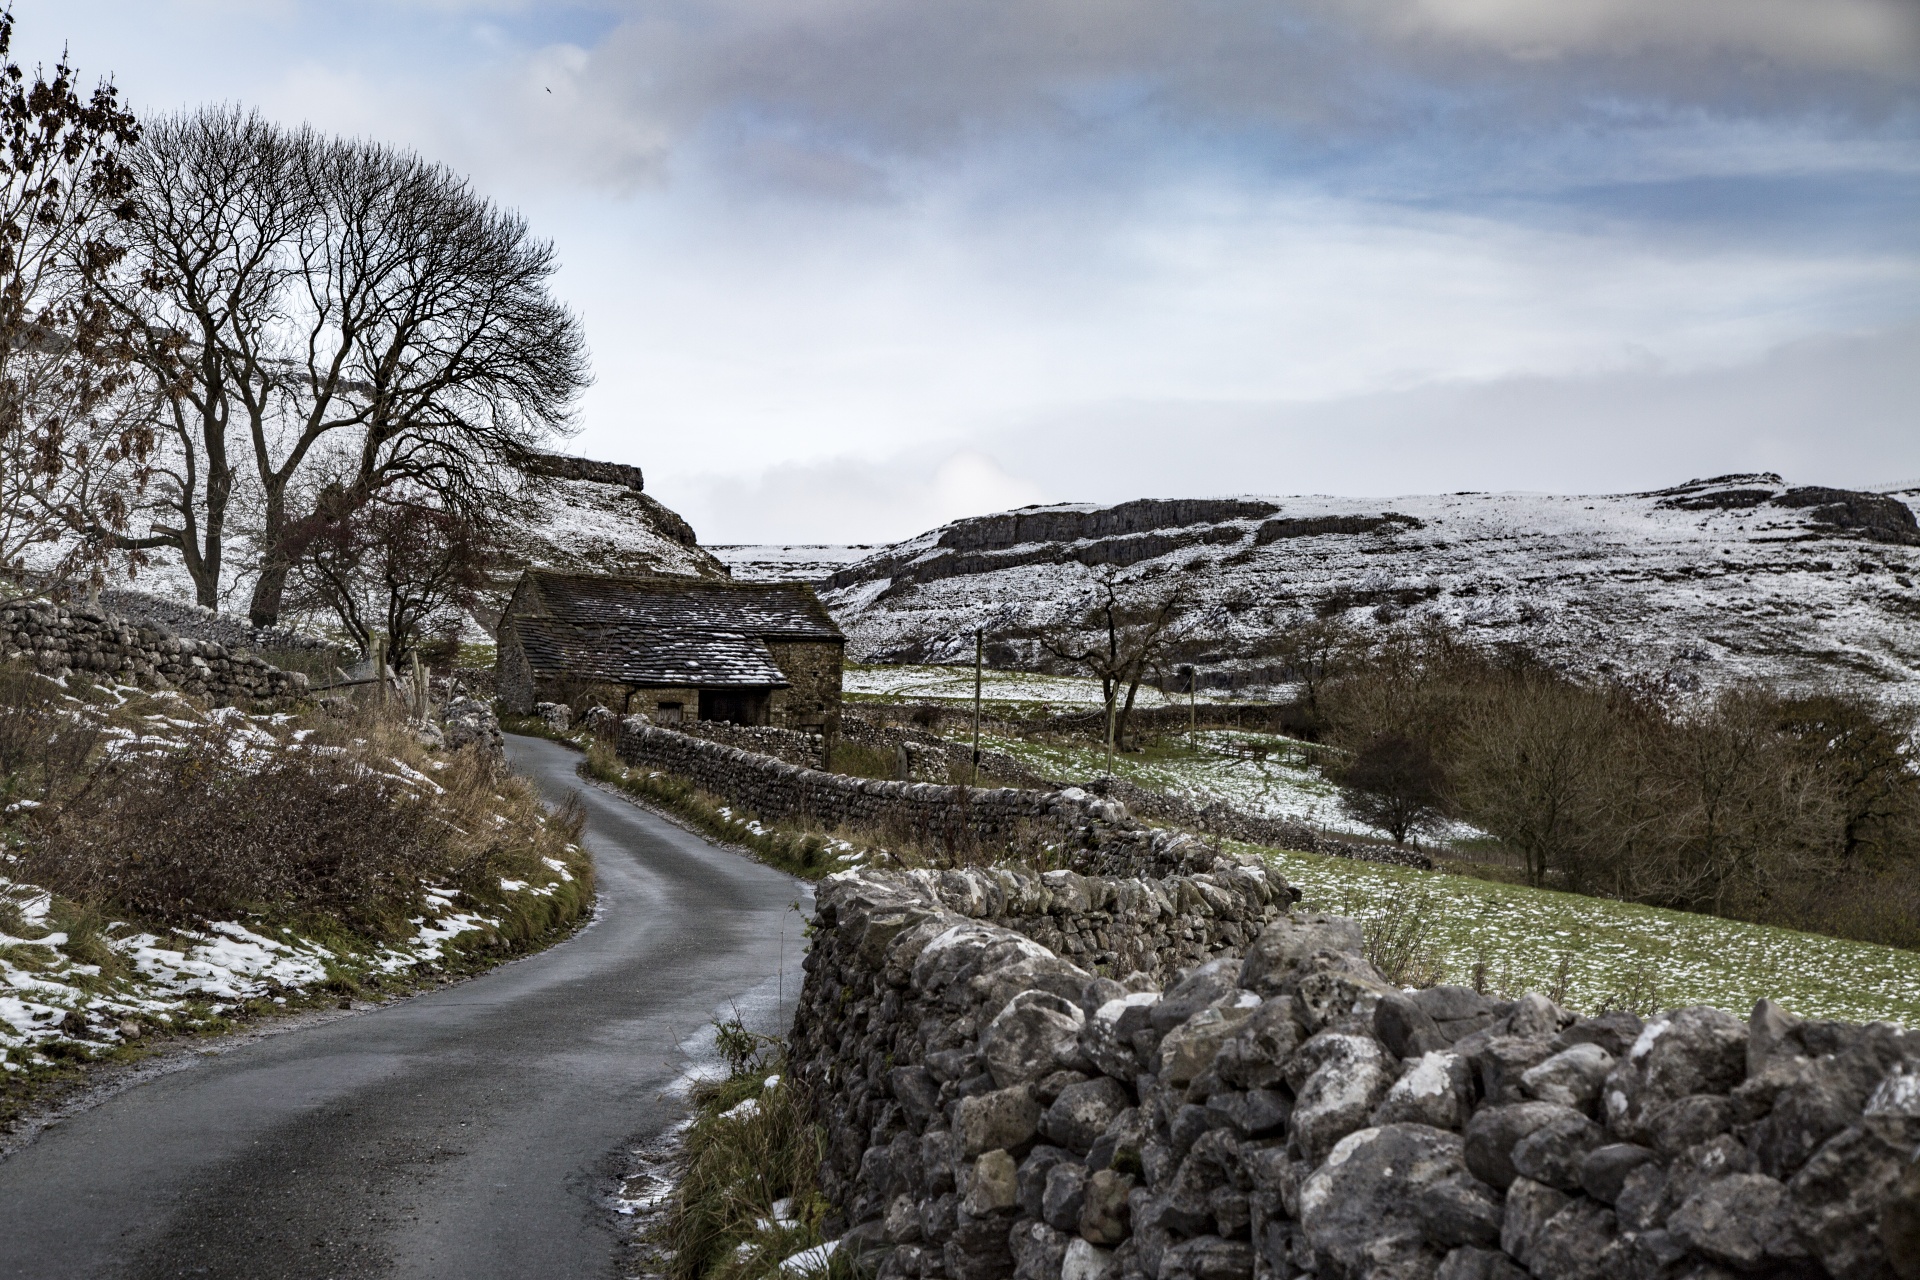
left=517, top=570, right=842, bottom=641
left=511, top=618, right=789, bottom=688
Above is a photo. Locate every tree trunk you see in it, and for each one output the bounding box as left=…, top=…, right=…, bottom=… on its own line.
left=247, top=482, right=290, bottom=627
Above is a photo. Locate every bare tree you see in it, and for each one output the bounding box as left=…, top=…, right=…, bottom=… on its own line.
left=1449, top=674, right=1614, bottom=888
left=0, top=16, right=151, bottom=590
left=1265, top=616, right=1354, bottom=731
left=108, top=108, right=588, bottom=619
left=1043, top=576, right=1185, bottom=764
left=104, top=108, right=306, bottom=606
left=1339, top=733, right=1448, bottom=845
left=285, top=486, right=493, bottom=669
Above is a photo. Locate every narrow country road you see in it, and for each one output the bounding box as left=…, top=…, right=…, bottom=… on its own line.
left=0, top=734, right=809, bottom=1280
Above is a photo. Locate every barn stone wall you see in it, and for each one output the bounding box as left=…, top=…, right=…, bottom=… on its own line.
left=768, top=639, right=844, bottom=731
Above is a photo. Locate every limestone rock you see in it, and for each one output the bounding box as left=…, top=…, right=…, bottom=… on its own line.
left=1157, top=1235, right=1253, bottom=1280
left=1884, top=1151, right=1920, bottom=1280
left=1602, top=1006, right=1748, bottom=1142
left=1463, top=1102, right=1571, bottom=1191
left=1202, top=1088, right=1291, bottom=1139
left=1647, top=1093, right=1734, bottom=1158
left=1045, top=1077, right=1133, bottom=1155
left=1668, top=1173, right=1806, bottom=1270
left=1061, top=1237, right=1115, bottom=1280
left=1578, top=1142, right=1658, bottom=1205
left=1084, top=993, right=1158, bottom=1080
left=1151, top=959, right=1243, bottom=1035
left=1434, top=1245, right=1529, bottom=1280
left=986, top=991, right=1089, bottom=1088
left=963, top=1150, right=1021, bottom=1216
left=1374, top=1050, right=1474, bottom=1132
left=1212, top=997, right=1306, bottom=1092
left=1236, top=914, right=1365, bottom=996
left=1790, top=1116, right=1920, bottom=1279
left=1297, top=1124, right=1501, bottom=1278
left=1010, top=1220, right=1071, bottom=1280
left=1522, top=1197, right=1621, bottom=1280
left=1158, top=1006, right=1254, bottom=1089
left=1080, top=1169, right=1135, bottom=1246
left=1375, top=990, right=1449, bottom=1059
left=1020, top=1146, right=1074, bottom=1220
left=958, top=1088, right=1042, bottom=1158
left=1521, top=1042, right=1615, bottom=1112
left=1499, top=1177, right=1570, bottom=1269
left=1043, top=1163, right=1089, bottom=1232
left=1290, top=1034, right=1394, bottom=1163
left=1510, top=1107, right=1607, bottom=1192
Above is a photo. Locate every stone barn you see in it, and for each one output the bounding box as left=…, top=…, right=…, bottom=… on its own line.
left=495, top=570, right=845, bottom=731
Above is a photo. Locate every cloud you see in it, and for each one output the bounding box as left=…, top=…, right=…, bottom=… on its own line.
left=654, top=321, right=1920, bottom=544
left=1360, top=0, right=1920, bottom=71
left=664, top=448, right=1047, bottom=545
left=978, top=320, right=1920, bottom=508
left=540, top=0, right=1920, bottom=179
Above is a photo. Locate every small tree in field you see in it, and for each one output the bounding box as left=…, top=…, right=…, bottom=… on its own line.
left=286, top=487, right=492, bottom=669
left=1042, top=575, right=1185, bottom=762
left=1340, top=733, right=1448, bottom=845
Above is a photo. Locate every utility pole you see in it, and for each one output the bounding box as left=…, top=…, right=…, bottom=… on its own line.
left=1182, top=663, right=1197, bottom=749
left=1105, top=683, right=1116, bottom=778
left=971, top=629, right=983, bottom=788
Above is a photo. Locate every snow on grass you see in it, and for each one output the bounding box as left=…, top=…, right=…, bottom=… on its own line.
left=970, top=727, right=1382, bottom=832
left=1252, top=843, right=1920, bottom=1028
left=0, top=863, right=579, bottom=1070
left=845, top=662, right=1244, bottom=707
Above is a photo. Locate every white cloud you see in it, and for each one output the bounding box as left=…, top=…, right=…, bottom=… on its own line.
left=664, top=448, right=1049, bottom=545
left=1366, top=0, right=1920, bottom=71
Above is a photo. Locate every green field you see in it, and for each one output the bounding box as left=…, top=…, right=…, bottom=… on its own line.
left=1255, top=843, right=1920, bottom=1027
left=838, top=662, right=1920, bottom=1027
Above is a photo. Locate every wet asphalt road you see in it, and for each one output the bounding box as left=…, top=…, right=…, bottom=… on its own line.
left=0, top=734, right=809, bottom=1279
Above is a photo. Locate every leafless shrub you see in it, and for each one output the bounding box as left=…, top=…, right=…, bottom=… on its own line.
left=3, top=665, right=587, bottom=941
left=1321, top=622, right=1920, bottom=949
left=21, top=717, right=448, bottom=932
left=1362, top=891, right=1448, bottom=988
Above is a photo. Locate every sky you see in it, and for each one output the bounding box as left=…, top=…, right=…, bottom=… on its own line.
left=24, top=0, right=1920, bottom=544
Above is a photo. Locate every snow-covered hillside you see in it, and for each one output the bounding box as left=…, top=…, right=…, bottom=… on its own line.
left=816, top=475, right=1920, bottom=700
left=479, top=467, right=729, bottom=623
left=68, top=457, right=728, bottom=636
left=713, top=544, right=876, bottom=583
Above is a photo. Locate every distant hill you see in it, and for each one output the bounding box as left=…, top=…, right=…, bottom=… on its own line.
left=812, top=476, right=1920, bottom=700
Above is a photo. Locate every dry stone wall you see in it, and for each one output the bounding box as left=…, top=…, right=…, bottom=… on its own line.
left=1, top=599, right=308, bottom=706
left=616, top=719, right=1178, bottom=869
left=791, top=867, right=1920, bottom=1280
left=684, top=720, right=828, bottom=768
left=841, top=857, right=1295, bottom=985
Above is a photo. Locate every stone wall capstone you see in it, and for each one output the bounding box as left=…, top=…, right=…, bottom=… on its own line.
left=789, top=866, right=1920, bottom=1280
left=1, top=599, right=308, bottom=706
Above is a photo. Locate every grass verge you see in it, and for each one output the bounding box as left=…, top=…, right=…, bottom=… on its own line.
left=659, top=1031, right=857, bottom=1280
left=2, top=674, right=595, bottom=1128
left=579, top=743, right=868, bottom=880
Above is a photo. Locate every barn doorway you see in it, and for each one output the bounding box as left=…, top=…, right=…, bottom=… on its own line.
left=698, top=688, right=771, bottom=725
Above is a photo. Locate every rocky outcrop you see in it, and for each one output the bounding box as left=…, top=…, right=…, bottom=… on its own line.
left=522, top=452, right=648, bottom=493
left=0, top=599, right=308, bottom=706
left=792, top=867, right=1920, bottom=1280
